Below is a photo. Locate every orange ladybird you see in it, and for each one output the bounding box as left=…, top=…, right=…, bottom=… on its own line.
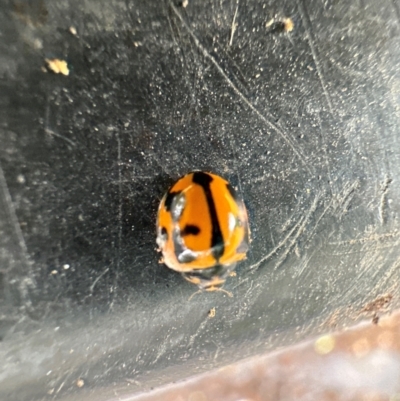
left=156, top=171, right=250, bottom=291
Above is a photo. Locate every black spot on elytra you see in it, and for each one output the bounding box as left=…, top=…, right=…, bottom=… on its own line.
left=160, top=227, right=168, bottom=240
left=164, top=191, right=179, bottom=212
left=192, top=172, right=224, bottom=261
left=181, top=224, right=200, bottom=236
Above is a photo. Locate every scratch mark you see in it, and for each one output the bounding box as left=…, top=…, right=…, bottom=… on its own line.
left=274, top=192, right=321, bottom=270
left=117, top=133, right=123, bottom=259
left=212, top=340, right=220, bottom=360
left=334, top=180, right=359, bottom=219
left=44, top=128, right=76, bottom=147
left=304, top=197, right=333, bottom=245
left=215, top=41, right=248, bottom=87
left=44, top=97, right=76, bottom=147
left=152, top=332, right=171, bottom=364
left=109, top=133, right=123, bottom=310
left=316, top=111, right=334, bottom=197
left=170, top=1, right=311, bottom=172
left=89, top=267, right=110, bottom=293
left=229, top=2, right=239, bottom=47
left=297, top=0, right=334, bottom=113
left=229, top=140, right=245, bottom=218
left=370, top=257, right=400, bottom=299
left=248, top=215, right=306, bottom=271
left=55, top=381, right=65, bottom=395
left=379, top=175, right=392, bottom=225
left=295, top=248, right=318, bottom=276
left=330, top=230, right=400, bottom=246
left=0, top=164, right=31, bottom=272
left=244, top=278, right=254, bottom=297
left=52, top=372, right=73, bottom=400
left=165, top=1, right=180, bottom=47
left=391, top=0, right=400, bottom=26
left=188, top=318, right=208, bottom=347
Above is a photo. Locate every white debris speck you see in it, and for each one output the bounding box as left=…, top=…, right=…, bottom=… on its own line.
left=17, top=174, right=26, bottom=184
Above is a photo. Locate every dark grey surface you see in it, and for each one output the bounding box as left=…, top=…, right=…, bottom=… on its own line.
left=1, top=0, right=400, bottom=400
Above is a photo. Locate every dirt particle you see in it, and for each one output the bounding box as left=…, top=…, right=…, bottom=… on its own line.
left=283, top=18, right=294, bottom=32
left=265, top=17, right=294, bottom=33
left=359, top=294, right=393, bottom=324
left=208, top=307, right=216, bottom=318
left=45, top=58, right=69, bottom=76
left=360, top=294, right=393, bottom=314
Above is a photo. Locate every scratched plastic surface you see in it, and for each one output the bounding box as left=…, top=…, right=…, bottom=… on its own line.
left=0, top=0, right=400, bottom=400
left=131, top=311, right=400, bottom=401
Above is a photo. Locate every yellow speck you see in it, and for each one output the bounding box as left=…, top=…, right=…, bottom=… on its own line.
left=69, top=26, right=77, bottom=35
left=283, top=18, right=294, bottom=32
left=208, top=307, right=216, bottom=318
left=76, top=378, right=84, bottom=388
left=182, top=0, right=189, bottom=7
left=51, top=270, right=58, bottom=275
left=352, top=337, right=370, bottom=357
left=229, top=271, right=237, bottom=277
left=45, top=59, right=69, bottom=76
left=314, top=334, right=335, bottom=355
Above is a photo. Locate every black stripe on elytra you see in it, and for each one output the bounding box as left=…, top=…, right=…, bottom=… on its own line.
left=192, top=172, right=224, bottom=261
left=181, top=224, right=200, bottom=236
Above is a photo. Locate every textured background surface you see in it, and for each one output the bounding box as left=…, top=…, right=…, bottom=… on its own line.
left=132, top=310, right=400, bottom=401
left=1, top=0, right=400, bottom=400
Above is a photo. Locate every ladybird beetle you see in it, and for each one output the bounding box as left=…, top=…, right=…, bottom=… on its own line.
left=156, top=171, right=250, bottom=292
